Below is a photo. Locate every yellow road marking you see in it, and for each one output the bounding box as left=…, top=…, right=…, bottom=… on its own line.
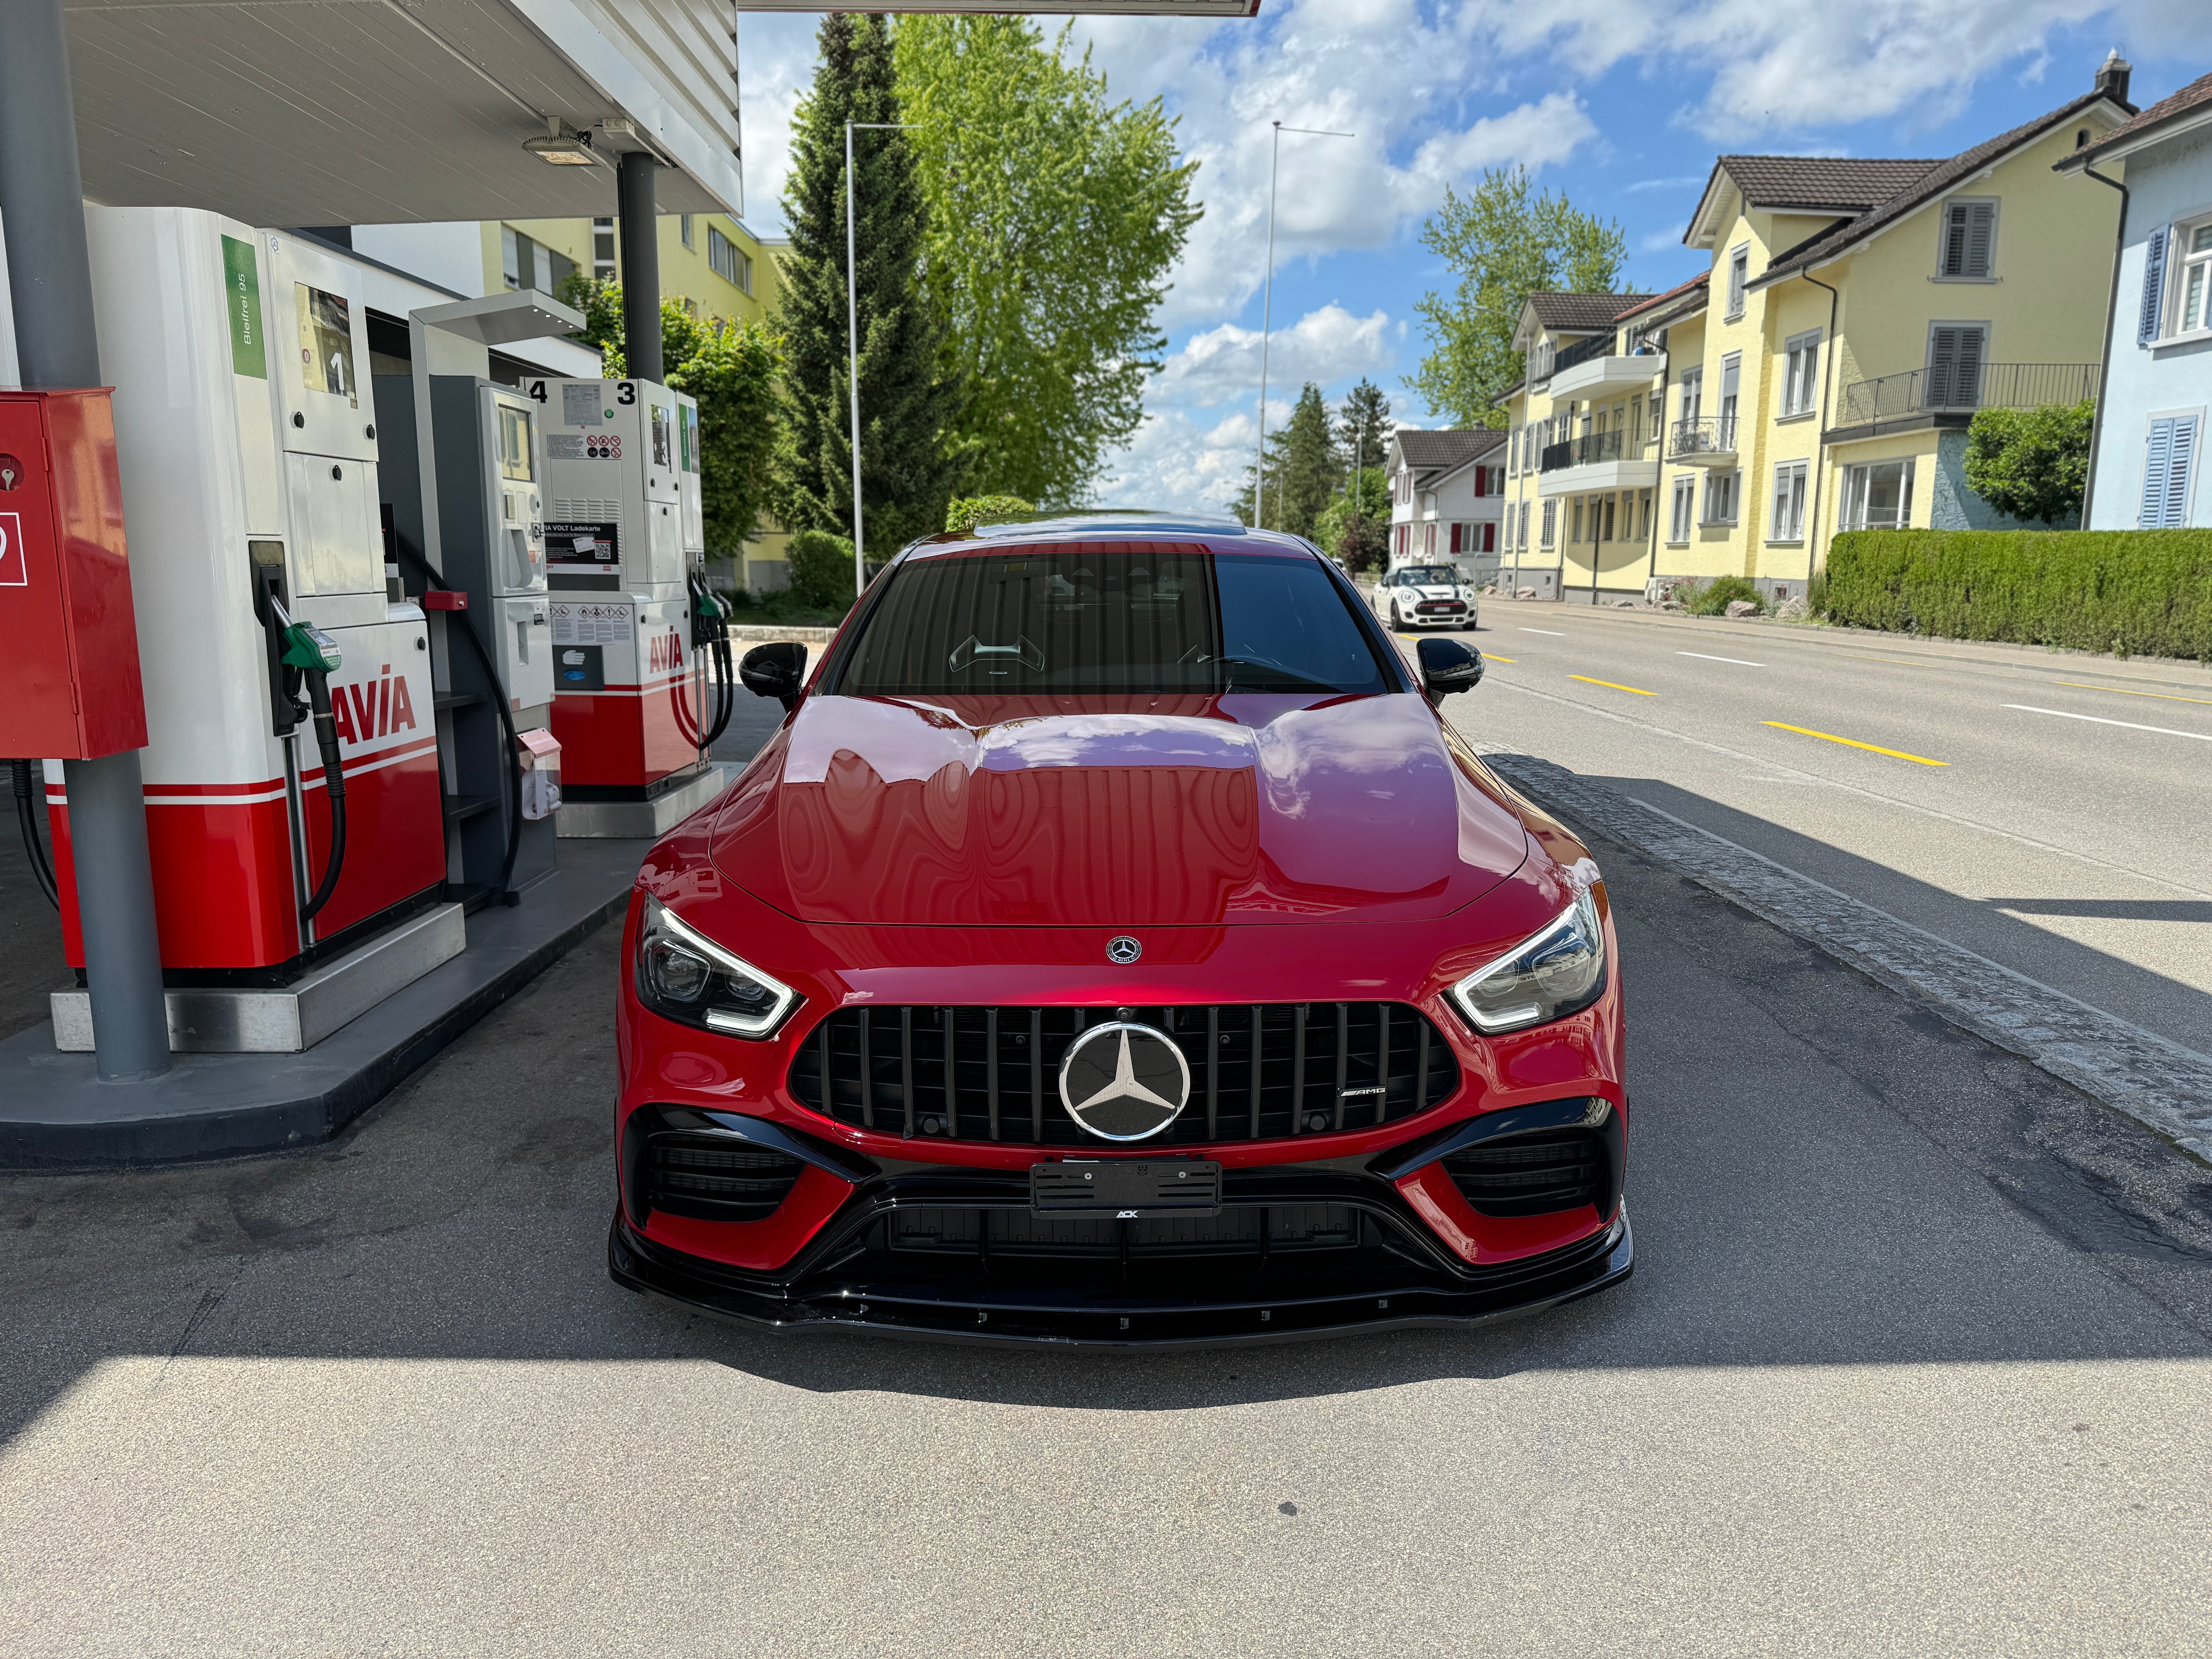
left=1762, top=721, right=1948, bottom=766
left=2056, top=680, right=2212, bottom=707
left=1480, top=654, right=1515, bottom=663
left=1570, top=675, right=1656, bottom=697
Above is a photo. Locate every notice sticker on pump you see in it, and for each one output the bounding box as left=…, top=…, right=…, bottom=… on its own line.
left=545, top=521, right=618, bottom=573
left=562, top=383, right=602, bottom=427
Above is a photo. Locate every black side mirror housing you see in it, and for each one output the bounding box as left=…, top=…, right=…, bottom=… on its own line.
left=739, top=641, right=808, bottom=711
left=1415, top=636, right=1483, bottom=705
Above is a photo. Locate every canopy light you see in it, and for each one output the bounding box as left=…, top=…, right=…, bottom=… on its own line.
left=524, top=121, right=598, bottom=167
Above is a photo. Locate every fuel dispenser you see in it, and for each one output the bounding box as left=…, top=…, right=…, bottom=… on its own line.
left=374, top=373, right=559, bottom=903
left=537, top=376, right=724, bottom=835
left=670, top=387, right=734, bottom=760
left=35, top=208, right=452, bottom=1038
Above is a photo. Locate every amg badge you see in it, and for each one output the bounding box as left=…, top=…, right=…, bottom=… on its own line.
left=1058, top=1022, right=1190, bottom=1142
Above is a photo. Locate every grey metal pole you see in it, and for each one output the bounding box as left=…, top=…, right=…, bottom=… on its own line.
left=618, top=151, right=663, bottom=383
left=1255, top=122, right=1279, bottom=529
left=0, top=0, right=171, bottom=1077
left=845, top=122, right=864, bottom=598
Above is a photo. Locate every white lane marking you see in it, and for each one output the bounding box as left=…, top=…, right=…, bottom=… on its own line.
left=1520, top=627, right=1565, bottom=636
left=1677, top=650, right=1764, bottom=667
left=2004, top=704, right=2212, bottom=744
left=1465, top=675, right=2212, bottom=900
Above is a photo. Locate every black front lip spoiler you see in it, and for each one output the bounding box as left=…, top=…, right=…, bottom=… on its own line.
left=606, top=1207, right=1633, bottom=1350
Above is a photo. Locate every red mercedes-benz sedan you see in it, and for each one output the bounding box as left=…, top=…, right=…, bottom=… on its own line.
left=608, top=516, right=1630, bottom=1345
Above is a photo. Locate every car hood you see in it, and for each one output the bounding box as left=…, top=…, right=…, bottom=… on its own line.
left=708, top=692, right=1530, bottom=927
left=1408, top=586, right=1462, bottom=599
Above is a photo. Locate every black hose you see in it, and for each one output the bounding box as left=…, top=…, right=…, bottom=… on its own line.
left=10, top=759, right=60, bottom=909
left=299, top=670, right=348, bottom=922
left=392, top=537, right=525, bottom=907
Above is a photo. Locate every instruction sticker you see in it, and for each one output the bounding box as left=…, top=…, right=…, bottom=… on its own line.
left=562, top=383, right=602, bottom=428
left=544, top=521, right=619, bottom=574
left=550, top=601, right=631, bottom=646
left=221, top=236, right=265, bottom=380
left=545, top=433, right=586, bottom=461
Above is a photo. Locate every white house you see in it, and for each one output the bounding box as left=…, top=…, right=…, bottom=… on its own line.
left=1386, top=428, right=1510, bottom=579
left=2058, top=60, right=2212, bottom=528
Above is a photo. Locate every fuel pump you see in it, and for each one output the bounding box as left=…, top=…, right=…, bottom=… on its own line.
left=33, top=206, right=455, bottom=1049
left=670, top=388, right=733, bottom=754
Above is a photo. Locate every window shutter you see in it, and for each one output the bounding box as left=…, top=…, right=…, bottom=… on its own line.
left=2140, top=228, right=2171, bottom=346
left=1927, top=327, right=1959, bottom=406
left=1943, top=204, right=1969, bottom=276
left=1450, top=521, right=1463, bottom=555
left=1966, top=203, right=1995, bottom=277
left=1955, top=325, right=1985, bottom=406
left=2165, top=416, right=2198, bottom=527
left=2139, top=418, right=2176, bottom=527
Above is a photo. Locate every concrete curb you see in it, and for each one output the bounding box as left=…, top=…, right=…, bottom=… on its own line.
left=1478, top=747, right=2212, bottom=1168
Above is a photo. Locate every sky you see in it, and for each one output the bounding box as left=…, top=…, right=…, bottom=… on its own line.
left=734, top=0, right=2212, bottom=517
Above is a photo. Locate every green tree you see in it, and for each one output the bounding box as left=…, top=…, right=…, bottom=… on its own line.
left=1410, top=165, right=1626, bottom=428
left=895, top=15, right=1199, bottom=506
left=1229, top=384, right=1341, bottom=537
left=773, top=14, right=967, bottom=560
left=1316, top=467, right=1391, bottom=569
left=561, top=277, right=783, bottom=553
left=785, top=527, right=858, bottom=609
left=1963, top=399, right=2093, bottom=526
left=1334, top=379, right=1391, bottom=565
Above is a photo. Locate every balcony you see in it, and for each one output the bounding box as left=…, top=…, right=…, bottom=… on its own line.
left=1667, top=416, right=1738, bottom=466
left=1537, top=428, right=1660, bottom=496
left=1831, top=362, right=2099, bottom=440
left=1550, top=347, right=1668, bottom=400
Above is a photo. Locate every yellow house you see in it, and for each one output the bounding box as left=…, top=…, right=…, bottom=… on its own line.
left=1496, top=55, right=2135, bottom=606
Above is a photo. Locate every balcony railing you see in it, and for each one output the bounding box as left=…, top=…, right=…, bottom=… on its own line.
left=1667, top=416, right=1737, bottom=460
left=1836, top=362, right=2099, bottom=430
left=1551, top=333, right=1615, bottom=373
left=1539, top=429, right=1654, bottom=471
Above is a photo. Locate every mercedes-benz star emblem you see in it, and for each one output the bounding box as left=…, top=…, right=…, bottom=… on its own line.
left=1106, top=935, right=1142, bottom=965
left=1058, top=1022, right=1190, bottom=1142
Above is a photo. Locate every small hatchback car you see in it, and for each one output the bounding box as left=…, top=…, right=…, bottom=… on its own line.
left=1370, top=562, right=1479, bottom=630
left=610, top=516, right=1629, bottom=1345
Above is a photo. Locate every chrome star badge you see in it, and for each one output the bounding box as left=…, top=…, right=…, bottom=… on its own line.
left=1105, top=935, right=1142, bottom=965
left=1058, top=1021, right=1190, bottom=1142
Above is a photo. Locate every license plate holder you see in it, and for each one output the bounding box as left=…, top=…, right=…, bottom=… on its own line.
left=1030, top=1159, right=1222, bottom=1217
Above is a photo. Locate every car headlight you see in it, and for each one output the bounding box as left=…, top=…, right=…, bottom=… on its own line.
left=1449, top=879, right=1607, bottom=1035
left=633, top=895, right=800, bottom=1039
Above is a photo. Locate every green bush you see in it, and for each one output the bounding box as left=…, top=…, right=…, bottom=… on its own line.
left=945, top=495, right=1036, bottom=533
left=1806, top=568, right=1830, bottom=619
left=1963, top=399, right=2092, bottom=526
left=1687, top=573, right=1765, bottom=616
left=1826, top=529, right=2212, bottom=659
left=785, top=528, right=858, bottom=610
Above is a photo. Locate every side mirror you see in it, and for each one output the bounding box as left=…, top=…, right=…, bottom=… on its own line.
left=1415, top=636, right=1483, bottom=705
left=739, top=641, right=808, bottom=711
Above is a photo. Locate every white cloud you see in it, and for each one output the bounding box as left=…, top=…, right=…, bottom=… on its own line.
left=1093, top=408, right=1263, bottom=515
left=1158, top=304, right=1395, bottom=407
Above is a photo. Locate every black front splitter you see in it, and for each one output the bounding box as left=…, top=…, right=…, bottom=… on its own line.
left=606, top=1208, right=1633, bottom=1350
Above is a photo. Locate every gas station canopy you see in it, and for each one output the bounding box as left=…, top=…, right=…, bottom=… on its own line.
left=63, top=0, right=744, bottom=225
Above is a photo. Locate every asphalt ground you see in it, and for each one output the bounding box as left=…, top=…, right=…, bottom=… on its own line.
left=6, top=801, right=2212, bottom=1654
left=1419, top=601, right=2212, bottom=1057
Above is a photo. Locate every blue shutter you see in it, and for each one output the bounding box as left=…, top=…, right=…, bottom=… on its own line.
left=2165, top=416, right=2199, bottom=527
left=2140, top=418, right=2176, bottom=527
left=2139, top=228, right=2170, bottom=347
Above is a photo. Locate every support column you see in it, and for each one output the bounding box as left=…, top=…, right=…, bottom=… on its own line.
left=617, top=151, right=662, bottom=383
left=0, top=0, right=171, bottom=1079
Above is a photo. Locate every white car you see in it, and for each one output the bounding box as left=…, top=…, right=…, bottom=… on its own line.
left=1370, top=563, right=1478, bottom=631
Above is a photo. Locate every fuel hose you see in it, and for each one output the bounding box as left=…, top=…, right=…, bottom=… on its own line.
left=9, top=758, right=61, bottom=910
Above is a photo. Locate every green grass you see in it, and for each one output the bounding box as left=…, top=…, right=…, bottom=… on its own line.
left=720, top=589, right=852, bottom=630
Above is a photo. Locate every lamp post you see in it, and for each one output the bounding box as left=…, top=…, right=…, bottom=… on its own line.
left=1253, top=120, right=1353, bottom=531
left=846, top=120, right=918, bottom=601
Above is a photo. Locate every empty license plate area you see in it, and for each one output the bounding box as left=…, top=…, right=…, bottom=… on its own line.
left=1031, top=1159, right=1222, bottom=1216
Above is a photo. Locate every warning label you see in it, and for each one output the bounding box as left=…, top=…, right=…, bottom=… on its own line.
left=562, top=383, right=603, bottom=427
left=551, top=601, right=631, bottom=646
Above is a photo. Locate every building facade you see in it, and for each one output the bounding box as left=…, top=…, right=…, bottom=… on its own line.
left=1496, top=55, right=2133, bottom=604
left=1387, top=429, right=1510, bottom=581
left=2060, top=64, right=2212, bottom=529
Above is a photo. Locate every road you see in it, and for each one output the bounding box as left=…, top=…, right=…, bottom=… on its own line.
left=7, top=795, right=2212, bottom=1654
left=1417, top=601, right=2212, bottom=1057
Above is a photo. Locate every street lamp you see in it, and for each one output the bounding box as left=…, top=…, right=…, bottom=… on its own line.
left=846, top=120, right=919, bottom=601
left=1253, top=120, right=1353, bottom=531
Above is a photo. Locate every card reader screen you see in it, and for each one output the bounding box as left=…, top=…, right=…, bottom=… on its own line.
left=499, top=405, right=535, bottom=483
left=294, top=285, right=357, bottom=408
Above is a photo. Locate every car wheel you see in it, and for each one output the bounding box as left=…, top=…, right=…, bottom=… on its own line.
left=1390, top=601, right=1406, bottom=629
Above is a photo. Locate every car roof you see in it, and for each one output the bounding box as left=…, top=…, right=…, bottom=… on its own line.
left=905, top=511, right=1316, bottom=560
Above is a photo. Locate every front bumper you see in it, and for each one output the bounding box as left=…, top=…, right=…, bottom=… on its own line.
left=608, top=1159, right=1632, bottom=1349
left=1396, top=605, right=1475, bottom=629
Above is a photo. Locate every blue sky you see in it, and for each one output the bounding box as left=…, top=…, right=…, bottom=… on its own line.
left=736, top=1, right=2211, bottom=515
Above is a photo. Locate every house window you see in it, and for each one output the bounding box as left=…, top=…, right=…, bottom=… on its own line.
left=2138, top=414, right=2202, bottom=528
left=1726, top=245, right=1748, bottom=319
left=1669, top=476, right=1695, bottom=544
left=1938, top=198, right=1997, bottom=279
left=2178, top=225, right=2212, bottom=335
left=1647, top=391, right=1664, bottom=444
left=1424, top=522, right=1436, bottom=556
left=1771, top=461, right=1808, bottom=541
left=1600, top=495, right=1617, bottom=541
left=1840, top=460, right=1916, bottom=530
left=1638, top=488, right=1653, bottom=540
left=680, top=215, right=696, bottom=250
left=1703, top=470, right=1740, bottom=526
left=1540, top=499, right=1558, bottom=548
left=1719, top=353, right=1741, bottom=445
left=709, top=226, right=752, bottom=294
left=1926, top=323, right=1989, bottom=410
left=1570, top=500, right=1584, bottom=544
left=591, top=216, right=616, bottom=282
left=1781, top=330, right=1821, bottom=417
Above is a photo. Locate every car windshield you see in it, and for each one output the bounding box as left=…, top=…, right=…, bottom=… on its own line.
left=835, top=546, right=1395, bottom=697
left=1399, top=566, right=1456, bottom=585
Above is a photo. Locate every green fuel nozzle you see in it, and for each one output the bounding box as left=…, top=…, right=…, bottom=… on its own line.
left=280, top=622, right=343, bottom=675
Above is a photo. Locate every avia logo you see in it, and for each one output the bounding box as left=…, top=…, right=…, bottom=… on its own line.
left=647, top=630, right=686, bottom=675
left=329, top=664, right=419, bottom=747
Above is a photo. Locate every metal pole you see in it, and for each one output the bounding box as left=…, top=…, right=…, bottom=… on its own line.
left=0, top=0, right=171, bottom=1078
left=845, top=122, right=864, bottom=597
left=617, top=151, right=662, bottom=383
left=1255, top=122, right=1279, bottom=530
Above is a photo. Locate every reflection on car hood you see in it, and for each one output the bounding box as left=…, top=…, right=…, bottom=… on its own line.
left=708, top=692, right=1530, bottom=926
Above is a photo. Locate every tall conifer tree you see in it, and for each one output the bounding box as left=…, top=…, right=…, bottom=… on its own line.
left=774, top=15, right=965, bottom=563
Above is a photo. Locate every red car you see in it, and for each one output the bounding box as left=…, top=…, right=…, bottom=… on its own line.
left=609, top=517, right=1630, bottom=1345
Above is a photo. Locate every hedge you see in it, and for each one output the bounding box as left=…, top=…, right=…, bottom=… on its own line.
left=1825, top=529, right=2212, bottom=661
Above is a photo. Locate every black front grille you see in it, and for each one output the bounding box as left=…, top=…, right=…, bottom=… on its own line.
left=645, top=1138, right=806, bottom=1223
left=788, top=1003, right=1461, bottom=1146
left=887, top=1204, right=1360, bottom=1260
left=1415, top=601, right=1466, bottom=613
left=1442, top=1128, right=1605, bottom=1217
